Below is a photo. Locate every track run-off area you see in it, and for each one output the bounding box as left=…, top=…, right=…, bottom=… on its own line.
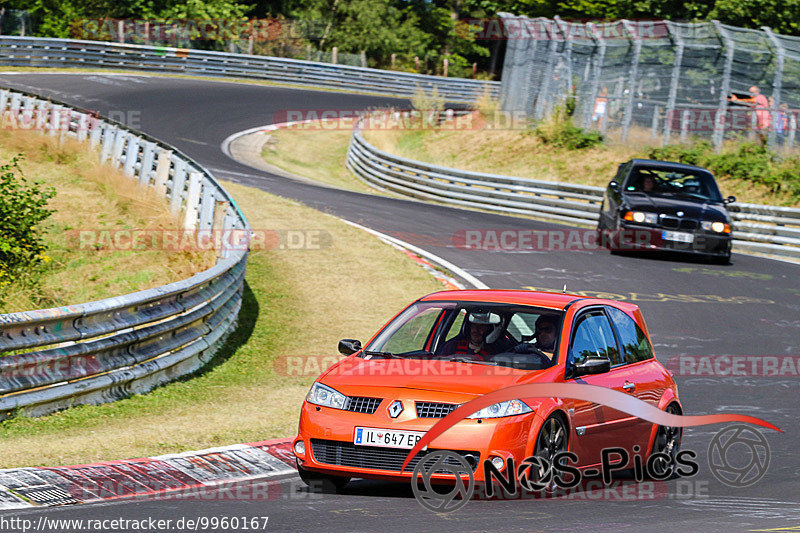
left=1, top=72, right=799, bottom=532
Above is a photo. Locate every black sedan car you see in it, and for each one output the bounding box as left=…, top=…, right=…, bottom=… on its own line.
left=597, top=159, right=736, bottom=263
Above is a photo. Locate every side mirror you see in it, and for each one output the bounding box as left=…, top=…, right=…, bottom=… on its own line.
left=609, top=181, right=621, bottom=193
left=724, top=196, right=736, bottom=204
left=573, top=357, right=611, bottom=377
left=338, top=339, right=362, bottom=356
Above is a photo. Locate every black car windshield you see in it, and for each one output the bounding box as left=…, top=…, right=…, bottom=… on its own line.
left=362, top=301, right=563, bottom=370
left=625, top=166, right=723, bottom=202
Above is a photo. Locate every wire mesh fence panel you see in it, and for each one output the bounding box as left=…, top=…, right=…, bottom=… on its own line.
left=498, top=14, right=800, bottom=151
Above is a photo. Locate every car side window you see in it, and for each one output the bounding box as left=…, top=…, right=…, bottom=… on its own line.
left=381, top=307, right=442, bottom=354
left=442, top=309, right=467, bottom=343
left=606, top=307, right=655, bottom=363
left=569, top=310, right=622, bottom=366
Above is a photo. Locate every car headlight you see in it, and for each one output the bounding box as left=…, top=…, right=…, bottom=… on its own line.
left=306, top=382, right=348, bottom=410
left=624, top=211, right=658, bottom=225
left=701, top=221, right=731, bottom=234
left=467, top=399, right=533, bottom=419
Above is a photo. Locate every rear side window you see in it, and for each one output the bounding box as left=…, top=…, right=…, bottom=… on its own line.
left=569, top=311, right=622, bottom=366
left=606, top=307, right=654, bottom=363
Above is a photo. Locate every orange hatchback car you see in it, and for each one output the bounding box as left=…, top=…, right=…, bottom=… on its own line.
left=292, top=290, right=682, bottom=490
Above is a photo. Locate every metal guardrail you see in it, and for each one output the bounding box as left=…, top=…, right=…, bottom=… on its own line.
left=347, top=129, right=800, bottom=259
left=0, top=36, right=499, bottom=104
left=0, top=86, right=250, bottom=418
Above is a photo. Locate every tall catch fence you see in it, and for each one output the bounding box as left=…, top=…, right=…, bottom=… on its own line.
left=498, top=14, right=800, bottom=150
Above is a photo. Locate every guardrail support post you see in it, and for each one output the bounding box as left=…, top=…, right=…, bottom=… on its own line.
left=111, top=127, right=127, bottom=167
left=89, top=118, right=103, bottom=149
left=154, top=148, right=172, bottom=196
left=199, top=186, right=216, bottom=231
left=77, top=112, right=89, bottom=142
left=36, top=100, right=48, bottom=131
left=123, top=134, right=140, bottom=177
left=183, top=172, right=203, bottom=230
left=170, top=158, right=188, bottom=213
left=139, top=141, right=156, bottom=185
left=48, top=104, right=62, bottom=135
left=0, top=90, right=9, bottom=115
left=100, top=125, right=116, bottom=163
left=212, top=200, right=230, bottom=258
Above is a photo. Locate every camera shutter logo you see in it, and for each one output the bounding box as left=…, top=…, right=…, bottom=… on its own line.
left=708, top=424, right=770, bottom=488
left=411, top=450, right=474, bottom=513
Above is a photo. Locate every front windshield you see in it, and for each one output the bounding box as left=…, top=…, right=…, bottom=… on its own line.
left=625, top=166, right=723, bottom=202
left=363, top=301, right=564, bottom=370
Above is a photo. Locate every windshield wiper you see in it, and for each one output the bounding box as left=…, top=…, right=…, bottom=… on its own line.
left=361, top=350, right=401, bottom=359
left=446, top=356, right=499, bottom=366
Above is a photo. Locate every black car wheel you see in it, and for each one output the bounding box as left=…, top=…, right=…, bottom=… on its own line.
left=525, top=415, right=569, bottom=490
left=649, top=403, right=682, bottom=478
left=297, top=460, right=351, bottom=492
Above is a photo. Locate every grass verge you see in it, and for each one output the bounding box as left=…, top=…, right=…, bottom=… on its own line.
left=0, top=129, right=215, bottom=313
left=0, top=180, right=444, bottom=467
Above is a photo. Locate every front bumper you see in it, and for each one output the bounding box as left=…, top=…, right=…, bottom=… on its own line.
left=612, top=223, right=731, bottom=256
left=293, top=399, right=538, bottom=483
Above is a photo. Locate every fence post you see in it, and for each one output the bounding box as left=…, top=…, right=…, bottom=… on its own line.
left=680, top=109, right=690, bottom=142
left=712, top=21, right=734, bottom=151
left=651, top=105, right=660, bottom=139
left=788, top=112, right=797, bottom=148
left=77, top=112, right=89, bottom=142
left=762, top=27, right=784, bottom=148
left=662, top=21, right=684, bottom=146
left=534, top=19, right=559, bottom=119
left=583, top=23, right=606, bottom=129
left=554, top=16, right=572, bottom=101
left=360, top=50, right=366, bottom=68
left=621, top=20, right=642, bottom=143
left=331, top=46, right=337, bottom=64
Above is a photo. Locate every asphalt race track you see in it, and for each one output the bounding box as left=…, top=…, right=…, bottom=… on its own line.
left=1, top=73, right=799, bottom=532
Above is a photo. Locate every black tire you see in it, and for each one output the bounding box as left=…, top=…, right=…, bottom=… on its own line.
left=710, top=254, right=731, bottom=265
left=649, top=403, right=683, bottom=479
left=525, top=415, right=569, bottom=490
left=297, top=461, right=351, bottom=493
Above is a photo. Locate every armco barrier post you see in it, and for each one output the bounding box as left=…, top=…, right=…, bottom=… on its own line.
left=170, top=157, right=188, bottom=214
left=100, top=125, right=116, bottom=163
left=111, top=127, right=127, bottom=166
left=123, top=134, right=140, bottom=177
left=139, top=141, right=156, bottom=186
left=183, top=171, right=202, bottom=230
left=154, top=148, right=172, bottom=195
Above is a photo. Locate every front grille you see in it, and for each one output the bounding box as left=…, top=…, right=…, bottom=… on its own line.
left=310, top=439, right=480, bottom=472
left=416, top=401, right=459, bottom=418
left=679, top=219, right=698, bottom=230
left=345, top=396, right=382, bottom=414
left=660, top=215, right=679, bottom=229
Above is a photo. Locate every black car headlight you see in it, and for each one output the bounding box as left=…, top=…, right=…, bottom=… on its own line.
left=701, top=221, right=731, bottom=234
left=624, top=211, right=658, bottom=225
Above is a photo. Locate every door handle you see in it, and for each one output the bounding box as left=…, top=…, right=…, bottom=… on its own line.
left=623, top=382, right=635, bottom=392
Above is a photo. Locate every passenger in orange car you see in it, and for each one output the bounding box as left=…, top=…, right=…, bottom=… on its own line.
left=439, top=311, right=510, bottom=359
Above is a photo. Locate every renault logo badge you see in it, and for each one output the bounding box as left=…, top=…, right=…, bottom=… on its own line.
left=388, top=400, right=404, bottom=418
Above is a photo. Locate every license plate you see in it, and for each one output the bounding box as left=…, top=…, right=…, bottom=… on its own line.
left=354, top=427, right=426, bottom=449
left=662, top=230, right=694, bottom=243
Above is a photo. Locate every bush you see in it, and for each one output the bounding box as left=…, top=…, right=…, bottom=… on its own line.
left=533, top=100, right=604, bottom=150
left=0, top=156, right=56, bottom=291
left=647, top=141, right=800, bottom=201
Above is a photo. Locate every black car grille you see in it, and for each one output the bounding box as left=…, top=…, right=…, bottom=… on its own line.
left=416, top=402, right=459, bottom=418
left=310, top=439, right=480, bottom=472
left=659, top=215, right=698, bottom=231
left=345, top=396, right=382, bottom=414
